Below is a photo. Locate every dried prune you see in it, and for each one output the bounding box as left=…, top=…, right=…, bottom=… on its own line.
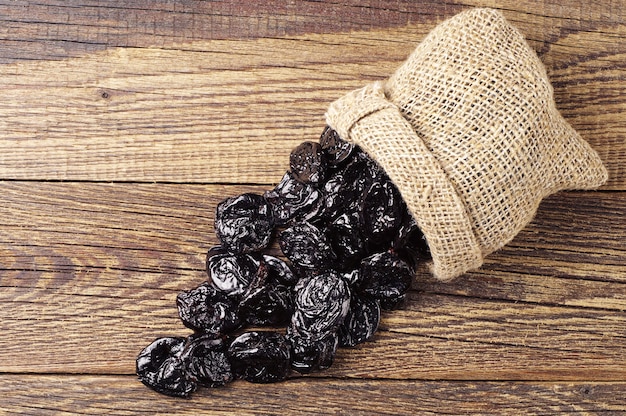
left=215, top=193, right=274, bottom=254
left=176, top=282, right=240, bottom=335
left=323, top=172, right=360, bottom=222
left=394, top=215, right=431, bottom=272
left=287, top=331, right=338, bottom=374
left=182, top=334, right=233, bottom=388
left=319, top=126, right=354, bottom=166
left=290, top=141, right=327, bottom=184
left=359, top=251, right=413, bottom=307
left=361, top=151, right=385, bottom=186
left=362, top=179, right=405, bottom=247
left=340, top=268, right=362, bottom=287
left=239, top=282, right=294, bottom=326
left=328, top=211, right=366, bottom=271
left=263, top=171, right=324, bottom=226
left=291, top=271, right=350, bottom=340
left=207, top=252, right=259, bottom=296
left=136, top=337, right=196, bottom=397
left=338, top=294, right=380, bottom=347
left=379, top=293, right=407, bottom=311
left=279, top=221, right=336, bottom=270
left=262, top=254, right=297, bottom=286
left=322, top=154, right=372, bottom=221
left=228, top=331, right=291, bottom=383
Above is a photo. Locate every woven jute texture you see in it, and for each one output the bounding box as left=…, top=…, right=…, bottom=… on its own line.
left=325, top=8, right=608, bottom=281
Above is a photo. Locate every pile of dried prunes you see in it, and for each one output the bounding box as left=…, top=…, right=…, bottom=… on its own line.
left=136, top=127, right=430, bottom=397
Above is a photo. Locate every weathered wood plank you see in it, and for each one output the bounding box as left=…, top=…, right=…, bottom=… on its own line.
left=0, top=183, right=623, bottom=378
left=2, top=376, right=625, bottom=415
left=0, top=5, right=623, bottom=187
left=2, top=279, right=624, bottom=379
left=0, top=0, right=451, bottom=63
left=0, top=1, right=623, bottom=64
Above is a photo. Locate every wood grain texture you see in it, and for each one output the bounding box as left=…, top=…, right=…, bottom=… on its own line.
left=0, top=2, right=624, bottom=187
left=0, top=1, right=625, bottom=414
left=0, top=0, right=623, bottom=63
left=2, top=376, right=625, bottom=415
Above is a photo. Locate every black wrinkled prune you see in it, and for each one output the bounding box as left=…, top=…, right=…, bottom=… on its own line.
left=207, top=252, right=259, bottom=296
left=359, top=251, right=413, bottom=306
left=136, top=337, right=197, bottom=397
left=323, top=151, right=382, bottom=219
left=361, top=151, right=385, bottom=185
left=379, top=293, right=407, bottom=311
left=340, top=268, right=362, bottom=287
left=338, top=294, right=381, bottom=347
left=394, top=215, right=431, bottom=272
left=279, top=221, right=336, bottom=270
left=323, top=161, right=367, bottom=221
left=319, top=126, right=354, bottom=166
left=239, top=282, right=294, bottom=326
left=362, top=179, right=406, bottom=247
left=328, top=211, right=366, bottom=271
left=263, top=171, right=324, bottom=226
left=262, top=254, right=298, bottom=286
left=228, top=332, right=291, bottom=383
left=215, top=193, right=274, bottom=254
left=176, top=282, right=240, bottom=335
left=206, top=245, right=227, bottom=258
left=290, top=141, right=327, bottom=184
left=182, top=334, right=233, bottom=388
left=287, top=331, right=338, bottom=374
left=291, top=271, right=350, bottom=340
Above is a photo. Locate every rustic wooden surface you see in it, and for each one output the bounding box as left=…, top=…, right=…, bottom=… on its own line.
left=0, top=1, right=624, bottom=415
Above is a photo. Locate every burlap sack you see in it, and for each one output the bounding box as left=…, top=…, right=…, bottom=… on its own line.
left=325, top=8, right=608, bottom=281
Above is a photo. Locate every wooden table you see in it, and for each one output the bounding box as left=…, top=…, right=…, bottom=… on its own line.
left=1, top=1, right=624, bottom=414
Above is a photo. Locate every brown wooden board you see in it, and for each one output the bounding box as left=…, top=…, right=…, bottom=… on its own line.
left=2, top=376, right=625, bottom=415
left=0, top=3, right=623, bottom=187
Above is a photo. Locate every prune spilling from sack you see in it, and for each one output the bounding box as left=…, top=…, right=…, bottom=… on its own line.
left=137, top=125, right=432, bottom=398
left=135, top=3, right=611, bottom=396
left=338, top=294, right=381, bottom=347
left=290, top=141, right=327, bottom=184
left=136, top=337, right=197, bottom=398
left=279, top=221, right=336, bottom=270
left=182, top=334, right=233, bottom=388
left=291, top=271, right=351, bottom=340
left=176, top=282, right=240, bottom=335
left=263, top=171, right=324, bottom=226
left=215, top=193, right=274, bottom=254
left=359, top=251, right=413, bottom=306
left=287, top=331, right=339, bottom=374
left=207, top=252, right=259, bottom=296
left=228, top=331, right=291, bottom=383
left=319, top=125, right=354, bottom=166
